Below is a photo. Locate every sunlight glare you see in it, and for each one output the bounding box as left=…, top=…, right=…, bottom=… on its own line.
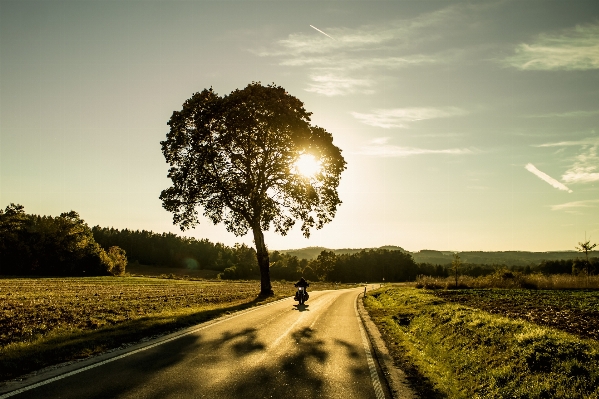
left=295, top=154, right=321, bottom=177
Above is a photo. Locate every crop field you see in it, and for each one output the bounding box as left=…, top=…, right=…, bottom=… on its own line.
left=0, top=277, right=345, bottom=381
left=432, top=289, right=599, bottom=341
left=364, top=286, right=599, bottom=399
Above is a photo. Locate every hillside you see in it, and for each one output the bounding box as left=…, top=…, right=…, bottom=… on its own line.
left=277, top=245, right=407, bottom=260
left=275, top=246, right=597, bottom=266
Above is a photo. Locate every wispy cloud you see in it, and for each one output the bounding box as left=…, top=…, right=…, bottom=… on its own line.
left=255, top=3, right=477, bottom=95
left=536, top=136, right=599, bottom=147
left=280, top=54, right=439, bottom=70
left=529, top=110, right=599, bottom=118
left=305, top=74, right=374, bottom=96
left=525, top=163, right=572, bottom=193
left=562, top=144, right=599, bottom=183
left=551, top=199, right=599, bottom=211
left=505, top=23, right=599, bottom=71
left=351, top=107, right=467, bottom=128
left=360, top=138, right=473, bottom=157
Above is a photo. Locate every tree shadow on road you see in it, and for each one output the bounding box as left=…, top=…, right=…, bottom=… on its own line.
left=228, top=327, right=328, bottom=398
left=213, top=327, right=266, bottom=356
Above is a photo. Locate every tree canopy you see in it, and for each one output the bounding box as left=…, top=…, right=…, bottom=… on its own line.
left=160, top=82, right=346, bottom=294
left=0, top=204, right=126, bottom=276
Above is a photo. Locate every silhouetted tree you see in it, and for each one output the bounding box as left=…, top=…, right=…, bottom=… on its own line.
left=160, top=82, right=346, bottom=295
left=576, top=239, right=597, bottom=278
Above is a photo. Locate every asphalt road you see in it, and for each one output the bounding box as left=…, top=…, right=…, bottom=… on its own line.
left=4, top=287, right=388, bottom=399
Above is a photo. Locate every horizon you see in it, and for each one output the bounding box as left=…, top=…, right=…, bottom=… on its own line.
left=2, top=1, right=598, bottom=253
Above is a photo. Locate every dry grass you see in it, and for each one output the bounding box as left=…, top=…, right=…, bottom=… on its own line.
left=416, top=272, right=599, bottom=290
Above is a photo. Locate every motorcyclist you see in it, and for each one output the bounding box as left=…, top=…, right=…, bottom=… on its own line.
left=294, top=277, right=309, bottom=301
left=294, top=277, right=309, bottom=289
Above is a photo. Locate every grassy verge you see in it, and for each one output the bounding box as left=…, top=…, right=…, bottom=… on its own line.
left=363, top=285, right=599, bottom=399
left=0, top=277, right=347, bottom=381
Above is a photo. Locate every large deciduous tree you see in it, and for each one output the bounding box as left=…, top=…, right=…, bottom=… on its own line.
left=160, top=82, right=346, bottom=295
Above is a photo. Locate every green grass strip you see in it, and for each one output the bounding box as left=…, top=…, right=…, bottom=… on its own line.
left=363, top=286, right=599, bottom=399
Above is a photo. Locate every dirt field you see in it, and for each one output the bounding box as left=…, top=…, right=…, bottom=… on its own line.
left=432, top=289, right=599, bottom=340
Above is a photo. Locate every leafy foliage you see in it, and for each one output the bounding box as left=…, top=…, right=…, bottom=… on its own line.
left=160, top=82, right=346, bottom=294
left=92, top=226, right=230, bottom=270
left=0, top=204, right=125, bottom=276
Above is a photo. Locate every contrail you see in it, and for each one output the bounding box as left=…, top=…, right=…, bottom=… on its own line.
left=310, top=25, right=335, bottom=40
left=525, top=163, right=572, bottom=193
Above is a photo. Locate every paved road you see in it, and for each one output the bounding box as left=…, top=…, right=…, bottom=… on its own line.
left=4, top=287, right=387, bottom=399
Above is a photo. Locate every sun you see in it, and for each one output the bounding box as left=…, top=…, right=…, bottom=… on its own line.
left=294, top=154, right=321, bottom=178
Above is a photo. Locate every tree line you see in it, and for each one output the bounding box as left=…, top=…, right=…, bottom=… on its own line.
left=91, top=228, right=426, bottom=282
left=0, top=204, right=126, bottom=276
left=3, top=203, right=596, bottom=281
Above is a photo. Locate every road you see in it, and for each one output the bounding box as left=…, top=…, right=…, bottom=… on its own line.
left=3, top=287, right=388, bottom=399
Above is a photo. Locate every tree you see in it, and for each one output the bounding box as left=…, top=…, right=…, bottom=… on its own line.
left=160, top=83, right=346, bottom=295
left=314, top=250, right=337, bottom=281
left=451, top=253, right=461, bottom=288
left=106, top=246, right=128, bottom=276
left=0, top=204, right=126, bottom=276
left=576, top=238, right=597, bottom=278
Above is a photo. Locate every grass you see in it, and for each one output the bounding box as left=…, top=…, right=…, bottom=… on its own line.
left=432, top=289, right=599, bottom=340
left=0, top=276, right=347, bottom=381
left=363, top=285, right=599, bottom=399
left=416, top=272, right=599, bottom=290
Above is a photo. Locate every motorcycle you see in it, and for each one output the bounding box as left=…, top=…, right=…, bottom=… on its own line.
left=294, top=286, right=309, bottom=305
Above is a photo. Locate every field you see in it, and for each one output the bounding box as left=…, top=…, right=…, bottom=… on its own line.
left=363, top=286, right=599, bottom=399
left=125, top=263, right=221, bottom=279
left=433, top=289, right=599, bottom=340
left=0, top=277, right=346, bottom=381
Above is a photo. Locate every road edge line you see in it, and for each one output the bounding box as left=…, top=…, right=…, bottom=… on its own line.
left=354, top=292, right=386, bottom=399
left=357, top=290, right=418, bottom=399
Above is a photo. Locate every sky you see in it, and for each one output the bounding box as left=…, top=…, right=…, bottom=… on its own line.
left=1, top=0, right=598, bottom=252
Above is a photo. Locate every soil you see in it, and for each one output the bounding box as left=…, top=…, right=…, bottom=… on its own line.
left=432, top=289, right=599, bottom=341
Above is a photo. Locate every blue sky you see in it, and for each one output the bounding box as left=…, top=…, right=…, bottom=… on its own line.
left=1, top=0, right=598, bottom=251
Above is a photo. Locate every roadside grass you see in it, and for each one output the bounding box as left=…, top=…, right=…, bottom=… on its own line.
left=416, top=272, right=599, bottom=290
left=363, top=285, right=599, bottom=399
left=0, top=277, right=347, bottom=381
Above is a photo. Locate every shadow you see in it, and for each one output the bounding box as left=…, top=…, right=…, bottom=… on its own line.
left=15, top=309, right=371, bottom=399
left=334, top=338, right=361, bottom=359
left=292, top=303, right=310, bottom=312
left=229, top=327, right=328, bottom=398
left=215, top=327, right=265, bottom=356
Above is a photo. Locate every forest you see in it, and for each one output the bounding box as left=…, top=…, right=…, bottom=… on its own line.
left=0, top=204, right=126, bottom=276
left=2, top=204, right=596, bottom=281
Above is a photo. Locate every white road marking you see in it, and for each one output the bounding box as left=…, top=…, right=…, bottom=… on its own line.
left=355, top=293, right=386, bottom=399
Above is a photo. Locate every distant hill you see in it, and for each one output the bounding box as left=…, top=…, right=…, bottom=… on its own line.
left=276, top=245, right=407, bottom=260
left=412, top=250, right=595, bottom=267
left=274, top=246, right=597, bottom=266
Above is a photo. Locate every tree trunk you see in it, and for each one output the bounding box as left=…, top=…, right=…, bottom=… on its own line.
left=252, top=225, right=273, bottom=296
